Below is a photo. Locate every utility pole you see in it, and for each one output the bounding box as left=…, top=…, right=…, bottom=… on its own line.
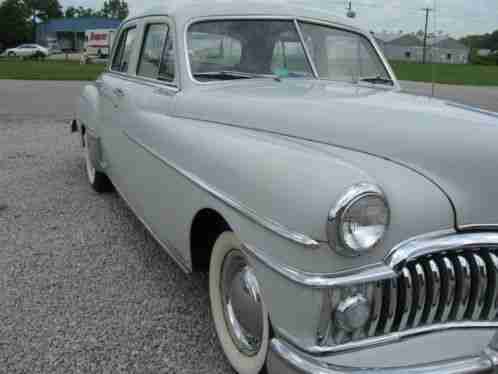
left=421, top=7, right=432, bottom=64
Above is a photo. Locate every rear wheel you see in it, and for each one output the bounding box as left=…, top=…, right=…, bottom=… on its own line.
left=209, top=232, right=270, bottom=374
left=84, top=132, right=113, bottom=193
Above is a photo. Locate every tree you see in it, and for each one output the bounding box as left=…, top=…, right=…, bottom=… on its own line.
left=64, top=5, right=96, bottom=18
left=0, top=0, right=31, bottom=48
left=25, top=0, right=63, bottom=21
left=98, top=0, right=128, bottom=20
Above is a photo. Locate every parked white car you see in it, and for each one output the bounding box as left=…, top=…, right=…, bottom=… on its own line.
left=74, top=1, right=498, bottom=373
left=5, top=44, right=49, bottom=58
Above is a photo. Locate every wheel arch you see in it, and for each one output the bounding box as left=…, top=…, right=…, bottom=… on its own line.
left=190, top=207, right=232, bottom=272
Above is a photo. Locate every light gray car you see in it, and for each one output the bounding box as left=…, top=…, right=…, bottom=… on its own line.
left=74, top=1, right=498, bottom=373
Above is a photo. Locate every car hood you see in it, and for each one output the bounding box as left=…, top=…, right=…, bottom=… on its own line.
left=175, top=79, right=498, bottom=229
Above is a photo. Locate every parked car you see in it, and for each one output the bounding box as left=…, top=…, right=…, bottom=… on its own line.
left=5, top=44, right=49, bottom=58
left=74, top=2, right=498, bottom=373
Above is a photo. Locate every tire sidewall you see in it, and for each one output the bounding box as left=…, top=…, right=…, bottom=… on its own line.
left=209, top=232, right=270, bottom=374
left=84, top=133, right=97, bottom=185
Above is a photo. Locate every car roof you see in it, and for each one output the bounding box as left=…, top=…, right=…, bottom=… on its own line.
left=127, top=0, right=368, bottom=33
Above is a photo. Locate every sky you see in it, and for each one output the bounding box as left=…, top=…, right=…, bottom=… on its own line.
left=58, top=0, right=498, bottom=37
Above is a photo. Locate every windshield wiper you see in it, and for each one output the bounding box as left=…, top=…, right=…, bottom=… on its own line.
left=359, top=76, right=394, bottom=86
left=194, top=71, right=282, bottom=81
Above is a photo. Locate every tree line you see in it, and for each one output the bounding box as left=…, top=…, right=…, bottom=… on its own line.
left=460, top=30, right=498, bottom=65
left=0, top=0, right=128, bottom=49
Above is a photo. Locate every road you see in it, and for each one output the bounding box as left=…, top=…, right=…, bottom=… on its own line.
left=0, top=79, right=496, bottom=373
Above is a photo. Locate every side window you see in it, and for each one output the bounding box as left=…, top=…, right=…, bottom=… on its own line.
left=111, top=27, right=137, bottom=73
left=158, top=27, right=176, bottom=82
left=137, top=23, right=169, bottom=79
left=188, top=31, right=242, bottom=73
left=271, top=38, right=310, bottom=76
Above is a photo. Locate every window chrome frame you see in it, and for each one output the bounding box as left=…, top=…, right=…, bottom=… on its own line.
left=182, top=15, right=398, bottom=88
left=108, top=16, right=181, bottom=92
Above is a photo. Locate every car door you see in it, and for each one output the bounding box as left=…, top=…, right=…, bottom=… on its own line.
left=107, top=17, right=189, bottom=265
left=97, top=23, right=141, bottom=196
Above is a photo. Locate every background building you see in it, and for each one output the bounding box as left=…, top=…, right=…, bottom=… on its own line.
left=36, top=17, right=121, bottom=52
left=376, top=32, right=470, bottom=64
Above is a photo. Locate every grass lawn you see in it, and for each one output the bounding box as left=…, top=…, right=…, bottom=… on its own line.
left=0, top=58, right=106, bottom=81
left=390, top=61, right=498, bottom=86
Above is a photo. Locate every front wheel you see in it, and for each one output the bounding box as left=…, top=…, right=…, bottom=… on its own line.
left=84, top=132, right=113, bottom=193
left=209, top=232, right=270, bottom=374
left=7, top=51, right=15, bottom=57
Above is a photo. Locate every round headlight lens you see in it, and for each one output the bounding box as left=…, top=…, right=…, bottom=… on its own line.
left=339, top=194, right=389, bottom=253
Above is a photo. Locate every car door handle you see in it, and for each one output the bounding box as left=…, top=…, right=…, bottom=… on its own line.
left=113, top=88, right=125, bottom=97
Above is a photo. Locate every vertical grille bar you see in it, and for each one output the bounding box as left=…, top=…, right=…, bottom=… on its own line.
left=367, top=281, right=383, bottom=337
left=398, top=268, right=413, bottom=331
left=382, top=278, right=398, bottom=333
left=423, top=259, right=441, bottom=324
left=437, top=256, right=457, bottom=323
left=453, top=255, right=472, bottom=321
left=484, top=252, right=498, bottom=320
left=410, top=263, right=427, bottom=328
left=468, top=253, right=488, bottom=320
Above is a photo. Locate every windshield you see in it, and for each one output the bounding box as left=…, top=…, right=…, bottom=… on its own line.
left=298, top=22, right=390, bottom=84
left=187, top=20, right=313, bottom=81
left=187, top=19, right=390, bottom=84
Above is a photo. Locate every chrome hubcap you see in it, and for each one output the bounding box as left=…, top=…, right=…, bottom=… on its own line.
left=220, top=250, right=264, bottom=357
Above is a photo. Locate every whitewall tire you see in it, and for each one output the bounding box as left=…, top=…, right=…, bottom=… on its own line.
left=209, top=232, right=270, bottom=374
left=84, top=132, right=113, bottom=193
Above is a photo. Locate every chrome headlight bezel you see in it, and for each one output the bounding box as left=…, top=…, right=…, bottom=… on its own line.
left=327, top=183, right=390, bottom=257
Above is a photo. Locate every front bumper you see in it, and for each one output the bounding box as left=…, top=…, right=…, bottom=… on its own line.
left=267, top=338, right=498, bottom=374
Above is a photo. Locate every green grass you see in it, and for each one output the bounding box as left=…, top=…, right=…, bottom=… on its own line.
left=0, top=58, right=106, bottom=81
left=390, top=61, right=498, bottom=86
left=1, top=57, right=497, bottom=86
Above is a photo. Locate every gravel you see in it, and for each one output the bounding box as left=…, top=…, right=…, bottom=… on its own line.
left=0, top=96, right=233, bottom=372
left=0, top=79, right=496, bottom=373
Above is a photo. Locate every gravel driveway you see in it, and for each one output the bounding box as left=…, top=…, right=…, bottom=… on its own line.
left=0, top=81, right=233, bottom=373
left=0, top=79, right=497, bottom=373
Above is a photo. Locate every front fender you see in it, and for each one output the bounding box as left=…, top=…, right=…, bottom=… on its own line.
left=127, top=114, right=454, bottom=273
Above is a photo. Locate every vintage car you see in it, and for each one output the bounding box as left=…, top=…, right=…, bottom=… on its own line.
left=73, top=1, right=498, bottom=373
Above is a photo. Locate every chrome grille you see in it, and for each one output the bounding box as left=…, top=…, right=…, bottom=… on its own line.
left=367, top=249, right=498, bottom=337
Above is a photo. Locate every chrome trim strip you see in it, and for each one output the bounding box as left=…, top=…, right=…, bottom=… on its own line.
left=243, top=243, right=395, bottom=288
left=268, top=338, right=496, bottom=374
left=122, top=130, right=320, bottom=247
left=106, top=71, right=180, bottom=92
left=294, top=19, right=318, bottom=79
left=275, top=320, right=498, bottom=355
left=446, top=101, right=498, bottom=119
left=111, top=178, right=191, bottom=274
left=386, top=231, right=498, bottom=269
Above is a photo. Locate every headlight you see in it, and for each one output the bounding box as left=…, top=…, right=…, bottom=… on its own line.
left=328, top=183, right=389, bottom=256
